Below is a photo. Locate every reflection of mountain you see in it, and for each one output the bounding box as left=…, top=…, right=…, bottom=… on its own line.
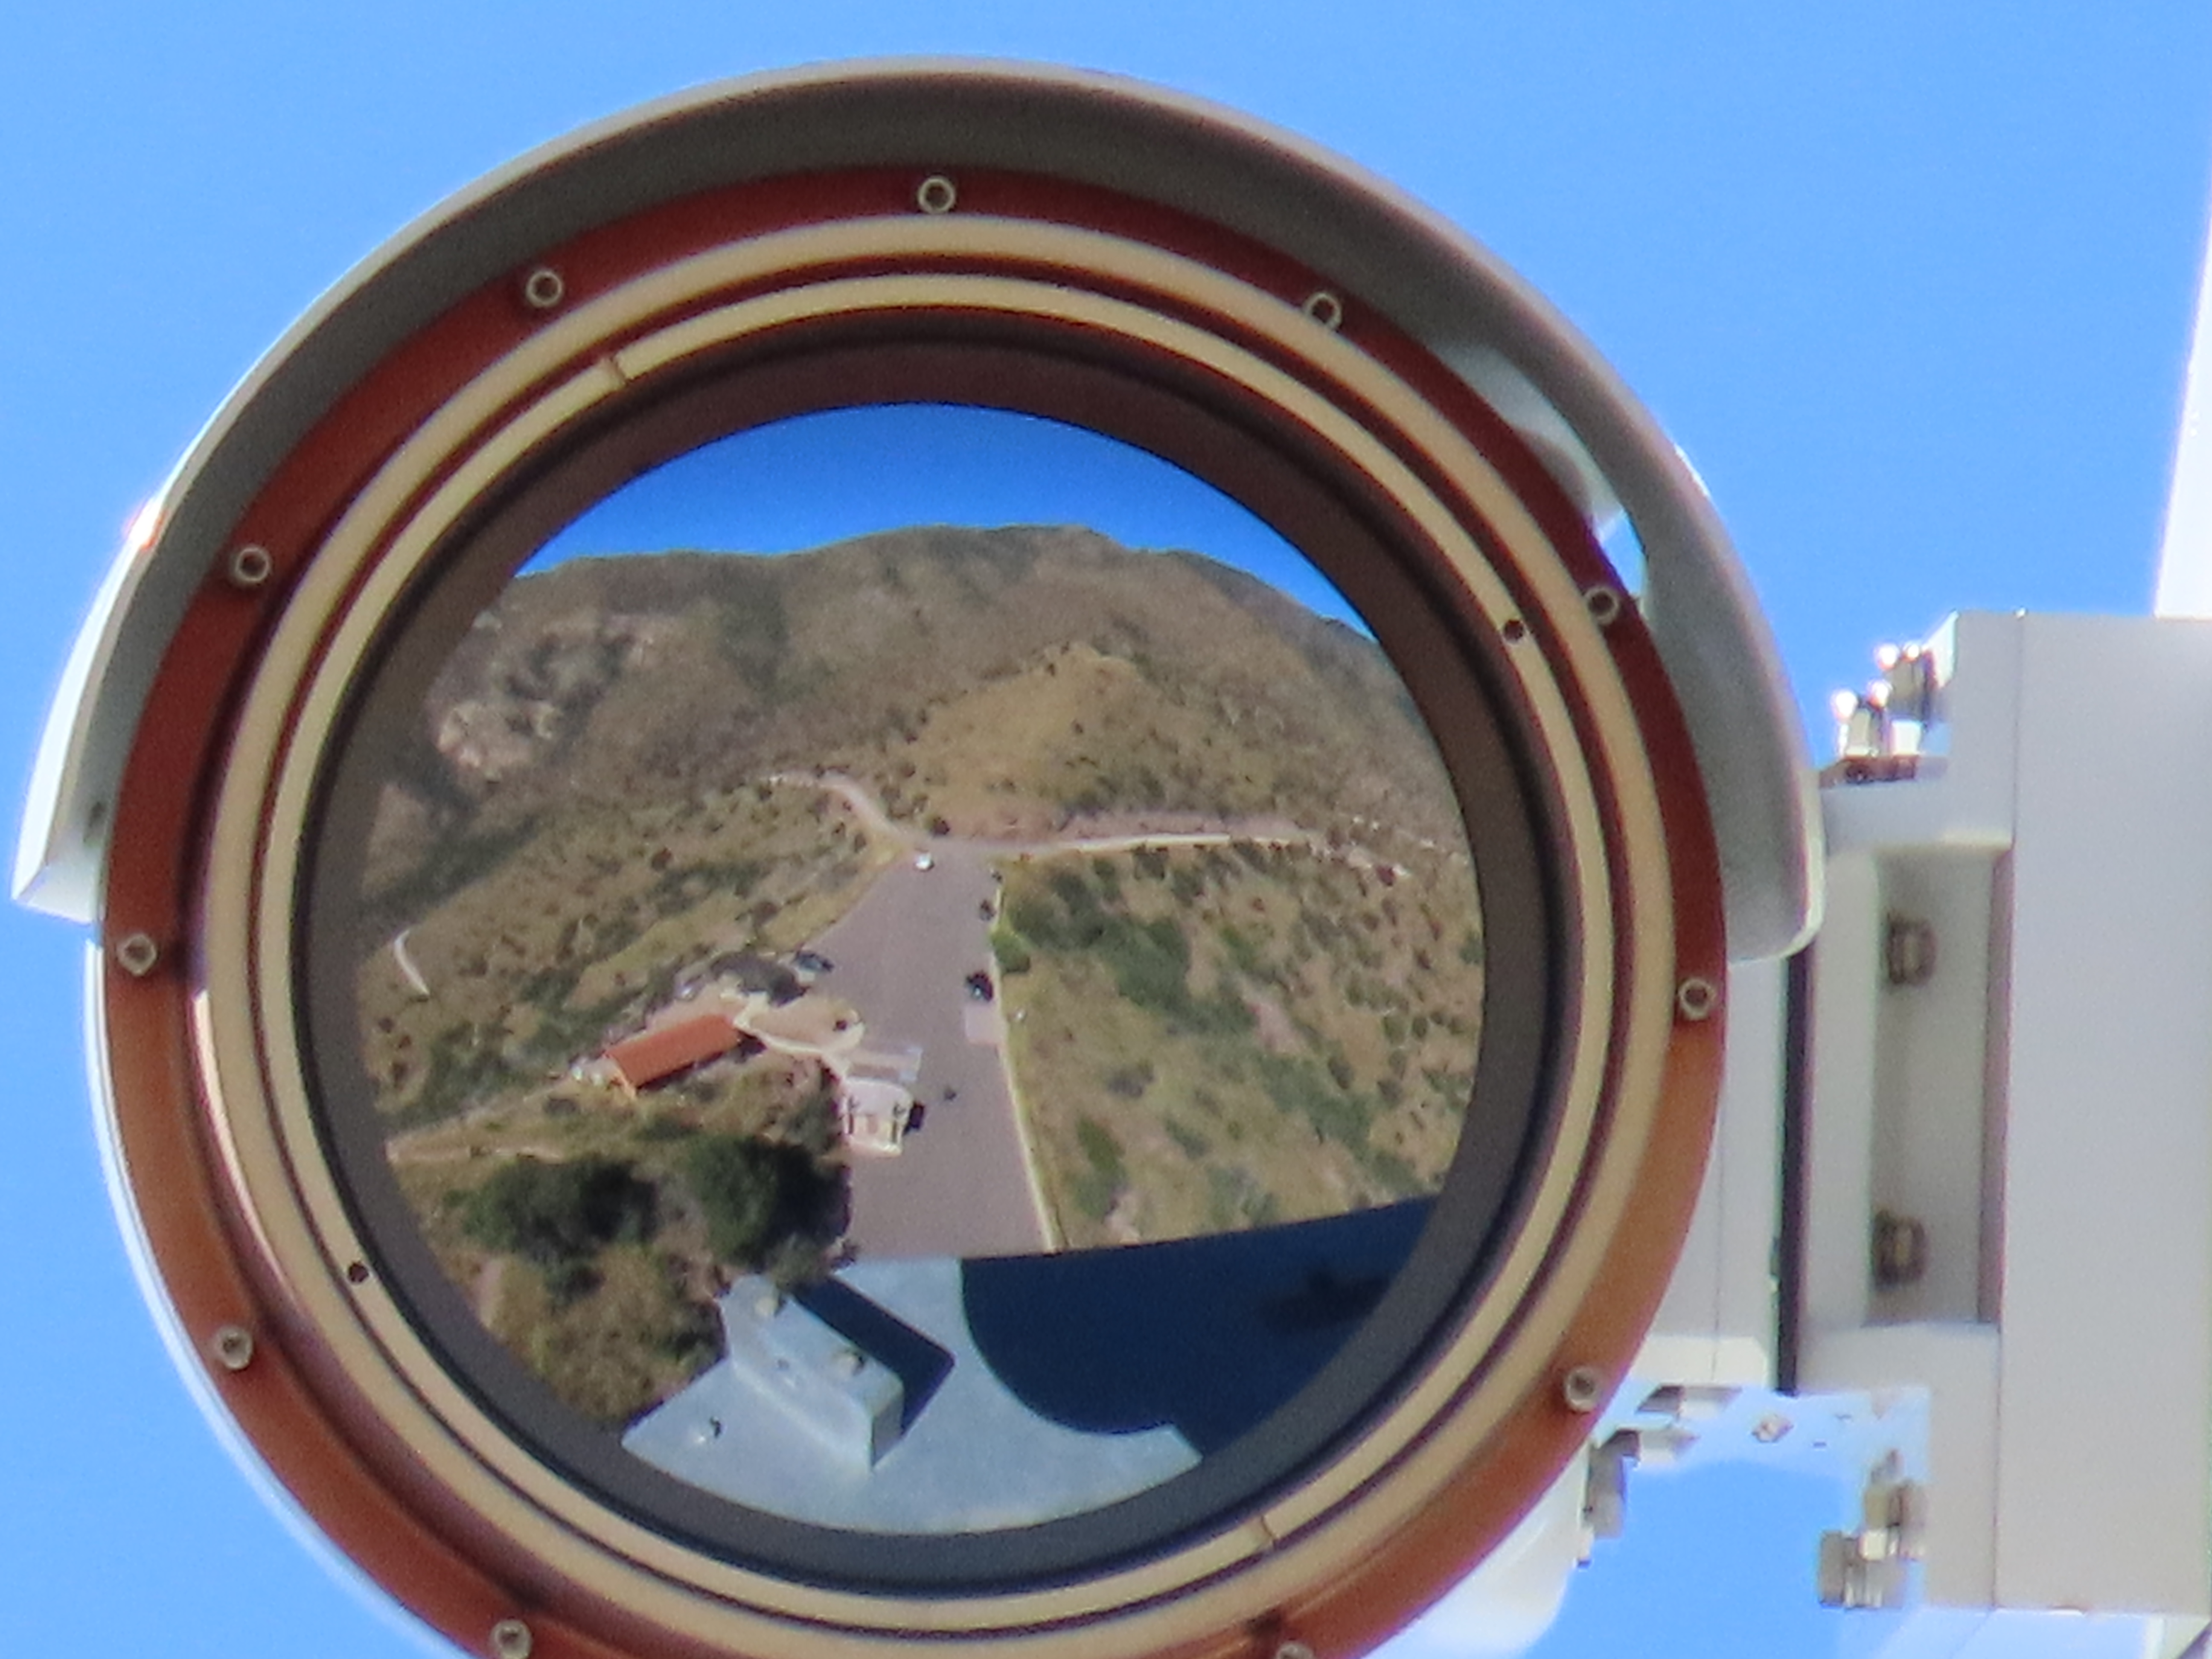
left=366, top=525, right=1464, bottom=928
left=621, top=1202, right=1428, bottom=1532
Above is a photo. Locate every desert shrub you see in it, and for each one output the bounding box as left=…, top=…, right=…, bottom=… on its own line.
left=1258, top=1054, right=1370, bottom=1148
left=1103, top=1062, right=1155, bottom=1100
left=463, top=1156, right=657, bottom=1270
left=1164, top=1118, right=1211, bottom=1160
left=682, top=1134, right=840, bottom=1269
left=1100, top=915, right=1190, bottom=1013
left=1074, top=1118, right=1127, bottom=1196
left=993, top=931, right=1033, bottom=976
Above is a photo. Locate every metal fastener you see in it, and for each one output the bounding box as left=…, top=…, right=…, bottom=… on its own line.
left=1562, top=1364, right=1604, bottom=1413
left=212, top=1324, right=255, bottom=1372
left=1275, top=1643, right=1316, bottom=1659
left=1675, top=976, right=1720, bottom=1022
left=1301, top=290, right=1344, bottom=331
left=1584, top=584, right=1624, bottom=626
left=520, top=267, right=565, bottom=311
left=490, top=1617, right=533, bottom=1659
left=226, top=544, right=273, bottom=590
left=915, top=174, right=958, bottom=215
left=114, top=933, right=160, bottom=977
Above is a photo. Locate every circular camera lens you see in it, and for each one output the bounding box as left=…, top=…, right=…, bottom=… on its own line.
left=300, top=401, right=1546, bottom=1586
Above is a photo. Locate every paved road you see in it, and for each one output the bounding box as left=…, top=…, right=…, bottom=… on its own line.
left=808, top=841, right=1051, bottom=1261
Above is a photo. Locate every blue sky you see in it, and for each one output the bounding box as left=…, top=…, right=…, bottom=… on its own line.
left=532, top=405, right=1365, bottom=628
left=4, top=8, right=2210, bottom=1659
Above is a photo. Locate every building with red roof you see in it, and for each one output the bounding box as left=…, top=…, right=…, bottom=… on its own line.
left=604, top=1014, right=744, bottom=1100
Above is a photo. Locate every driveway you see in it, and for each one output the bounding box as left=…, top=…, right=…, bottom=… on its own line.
left=808, top=840, right=1051, bottom=1260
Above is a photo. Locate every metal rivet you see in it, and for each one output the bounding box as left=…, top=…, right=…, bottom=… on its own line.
left=226, top=544, right=273, bottom=590
left=916, top=174, right=958, bottom=215
left=114, top=933, right=160, bottom=977
left=1585, top=584, right=1624, bottom=626
left=1676, top=976, right=1720, bottom=1022
left=490, top=1618, right=533, bottom=1659
left=212, top=1325, right=255, bottom=1372
left=1275, top=1643, right=1316, bottom=1659
left=1500, top=617, right=1528, bottom=643
left=1301, top=290, right=1344, bottom=331
left=1562, top=1364, right=1604, bottom=1413
left=520, top=267, right=565, bottom=311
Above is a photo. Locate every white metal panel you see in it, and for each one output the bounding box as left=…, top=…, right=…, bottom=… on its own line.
left=1804, top=848, right=1883, bottom=1338
left=1994, top=613, right=2212, bottom=1616
left=1642, top=955, right=1786, bottom=1386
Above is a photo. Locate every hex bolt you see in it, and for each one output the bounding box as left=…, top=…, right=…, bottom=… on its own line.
left=114, top=933, right=160, bottom=978
left=520, top=266, right=566, bottom=311
left=226, top=544, right=274, bottom=590
left=489, top=1617, right=533, bottom=1659
left=915, top=174, right=958, bottom=215
left=1561, top=1364, right=1605, bottom=1414
left=1301, top=290, right=1344, bottom=331
left=1675, top=976, right=1720, bottom=1022
left=211, top=1324, right=255, bottom=1372
left=1584, top=584, right=1624, bottom=626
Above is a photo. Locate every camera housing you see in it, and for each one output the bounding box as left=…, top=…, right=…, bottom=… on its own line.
left=17, top=62, right=1813, bottom=1659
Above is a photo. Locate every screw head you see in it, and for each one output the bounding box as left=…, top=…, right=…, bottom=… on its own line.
left=915, top=174, right=958, bottom=215
left=1584, top=584, right=1624, bottom=626
left=113, top=933, right=160, bottom=977
left=489, top=1617, right=533, bottom=1659
left=1675, top=976, right=1720, bottom=1022
left=211, top=1324, right=255, bottom=1372
left=226, top=544, right=274, bottom=590
left=1561, top=1364, right=1605, bottom=1413
left=519, top=267, right=565, bottom=311
left=1301, top=290, right=1344, bottom=331
left=1275, top=1643, right=1316, bottom=1659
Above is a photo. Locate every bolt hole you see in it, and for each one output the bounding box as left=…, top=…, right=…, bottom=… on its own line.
left=345, top=1261, right=371, bottom=1286
left=1500, top=617, right=1528, bottom=644
left=1301, top=290, right=1344, bottom=331
left=1584, top=584, right=1624, bottom=626
left=915, top=174, right=958, bottom=215
left=489, top=1618, right=533, bottom=1659
left=520, top=266, right=565, bottom=311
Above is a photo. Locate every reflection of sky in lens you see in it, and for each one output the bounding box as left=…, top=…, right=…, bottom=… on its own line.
left=531, top=404, right=1365, bottom=633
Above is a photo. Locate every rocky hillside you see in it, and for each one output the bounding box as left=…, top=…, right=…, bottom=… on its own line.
left=363, top=526, right=1467, bottom=930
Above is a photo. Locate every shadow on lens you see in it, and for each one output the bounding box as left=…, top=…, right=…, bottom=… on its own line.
left=347, top=405, right=1484, bottom=1535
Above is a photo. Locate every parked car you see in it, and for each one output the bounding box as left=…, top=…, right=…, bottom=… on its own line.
left=913, top=852, right=935, bottom=871
left=793, top=948, right=833, bottom=975
left=964, top=971, right=995, bottom=1003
